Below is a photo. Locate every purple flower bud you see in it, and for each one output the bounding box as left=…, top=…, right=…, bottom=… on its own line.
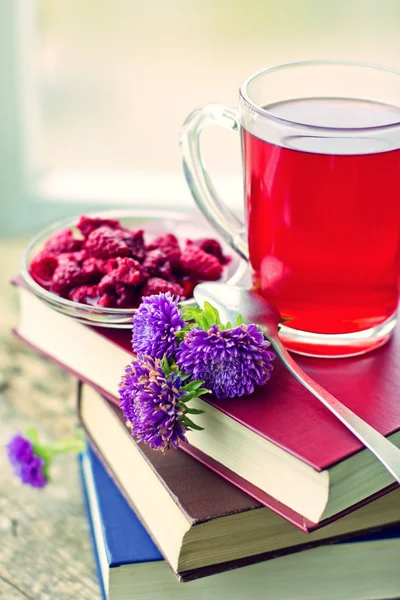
left=132, top=292, right=185, bottom=359
left=6, top=434, right=47, bottom=488
left=119, top=356, right=188, bottom=451
left=176, top=324, right=275, bottom=400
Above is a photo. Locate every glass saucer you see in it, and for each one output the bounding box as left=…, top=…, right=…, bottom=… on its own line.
left=20, top=208, right=248, bottom=328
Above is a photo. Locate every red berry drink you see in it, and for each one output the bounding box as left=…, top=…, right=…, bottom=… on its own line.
left=243, top=98, right=400, bottom=352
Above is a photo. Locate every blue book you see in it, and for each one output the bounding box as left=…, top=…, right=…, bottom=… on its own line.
left=79, top=447, right=400, bottom=600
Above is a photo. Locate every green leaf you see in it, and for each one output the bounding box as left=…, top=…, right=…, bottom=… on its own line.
left=196, top=388, right=211, bottom=396
left=206, top=302, right=230, bottom=329
left=24, top=427, right=39, bottom=445
left=203, top=301, right=221, bottom=324
left=180, top=391, right=202, bottom=402
left=170, top=362, right=184, bottom=376
left=161, top=355, right=171, bottom=375
left=182, top=300, right=246, bottom=333
left=181, top=306, right=204, bottom=326
left=182, top=306, right=201, bottom=319
left=174, top=324, right=193, bottom=342
left=180, top=415, right=204, bottom=431
left=181, top=380, right=205, bottom=392
left=236, top=314, right=244, bottom=326
left=184, top=407, right=205, bottom=415
left=181, top=387, right=210, bottom=403
left=194, top=311, right=209, bottom=331
left=280, top=317, right=293, bottom=323
left=183, top=301, right=223, bottom=331
left=185, top=419, right=204, bottom=431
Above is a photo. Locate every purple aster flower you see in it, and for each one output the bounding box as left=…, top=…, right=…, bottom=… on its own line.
left=6, top=434, right=47, bottom=488
left=176, top=324, right=275, bottom=400
left=132, top=292, right=185, bottom=359
left=119, top=355, right=189, bottom=451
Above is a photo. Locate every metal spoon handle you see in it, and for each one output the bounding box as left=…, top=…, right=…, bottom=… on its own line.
left=267, top=332, right=400, bottom=484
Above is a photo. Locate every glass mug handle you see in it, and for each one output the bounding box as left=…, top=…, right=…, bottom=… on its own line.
left=180, top=104, right=249, bottom=262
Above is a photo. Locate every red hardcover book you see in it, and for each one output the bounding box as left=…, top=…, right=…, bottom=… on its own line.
left=15, top=284, right=400, bottom=529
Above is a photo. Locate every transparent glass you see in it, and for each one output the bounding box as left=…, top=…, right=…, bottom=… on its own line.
left=180, top=61, right=400, bottom=357
left=21, top=209, right=247, bottom=328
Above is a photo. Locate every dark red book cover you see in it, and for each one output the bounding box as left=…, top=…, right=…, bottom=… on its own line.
left=201, top=334, right=400, bottom=471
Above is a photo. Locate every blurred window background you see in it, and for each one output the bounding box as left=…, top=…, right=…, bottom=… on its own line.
left=2, top=0, right=400, bottom=235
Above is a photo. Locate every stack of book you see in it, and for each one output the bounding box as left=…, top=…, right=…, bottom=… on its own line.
left=15, top=283, right=400, bottom=599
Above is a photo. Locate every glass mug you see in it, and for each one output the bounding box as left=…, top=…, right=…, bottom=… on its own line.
left=180, top=61, right=400, bottom=357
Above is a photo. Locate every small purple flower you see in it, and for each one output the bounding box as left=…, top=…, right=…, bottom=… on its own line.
left=119, top=356, right=188, bottom=451
left=176, top=324, right=275, bottom=400
left=6, top=434, right=47, bottom=488
left=132, top=292, right=185, bottom=359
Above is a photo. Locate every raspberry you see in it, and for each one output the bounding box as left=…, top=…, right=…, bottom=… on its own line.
left=141, top=277, right=183, bottom=297
left=101, top=257, right=144, bottom=288
left=84, top=226, right=146, bottom=261
left=125, top=229, right=146, bottom=262
left=157, top=262, right=172, bottom=279
left=57, top=250, right=87, bottom=265
left=142, top=249, right=172, bottom=279
left=113, top=257, right=145, bottom=285
left=98, top=259, right=144, bottom=302
left=76, top=216, right=120, bottom=237
left=81, top=257, right=109, bottom=282
left=179, top=244, right=223, bottom=281
left=69, top=285, right=101, bottom=305
left=44, top=229, right=83, bottom=254
left=68, top=279, right=138, bottom=308
left=98, top=274, right=116, bottom=294
left=29, top=253, right=58, bottom=288
left=97, top=293, right=115, bottom=307
left=147, top=234, right=181, bottom=268
left=51, top=260, right=87, bottom=296
left=68, top=285, right=115, bottom=307
left=105, top=258, right=119, bottom=272
left=193, top=238, right=230, bottom=265
left=115, top=283, right=139, bottom=308
left=84, top=226, right=131, bottom=259
left=179, top=277, right=199, bottom=299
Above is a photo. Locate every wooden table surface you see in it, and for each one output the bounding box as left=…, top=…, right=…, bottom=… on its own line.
left=0, top=239, right=99, bottom=600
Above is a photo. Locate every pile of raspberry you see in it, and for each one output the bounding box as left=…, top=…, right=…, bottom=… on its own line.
left=29, top=216, right=230, bottom=308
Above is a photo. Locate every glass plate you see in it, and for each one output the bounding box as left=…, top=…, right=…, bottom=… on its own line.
left=20, top=208, right=248, bottom=328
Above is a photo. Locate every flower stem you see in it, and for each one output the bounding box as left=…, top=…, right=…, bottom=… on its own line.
left=44, top=438, right=85, bottom=456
